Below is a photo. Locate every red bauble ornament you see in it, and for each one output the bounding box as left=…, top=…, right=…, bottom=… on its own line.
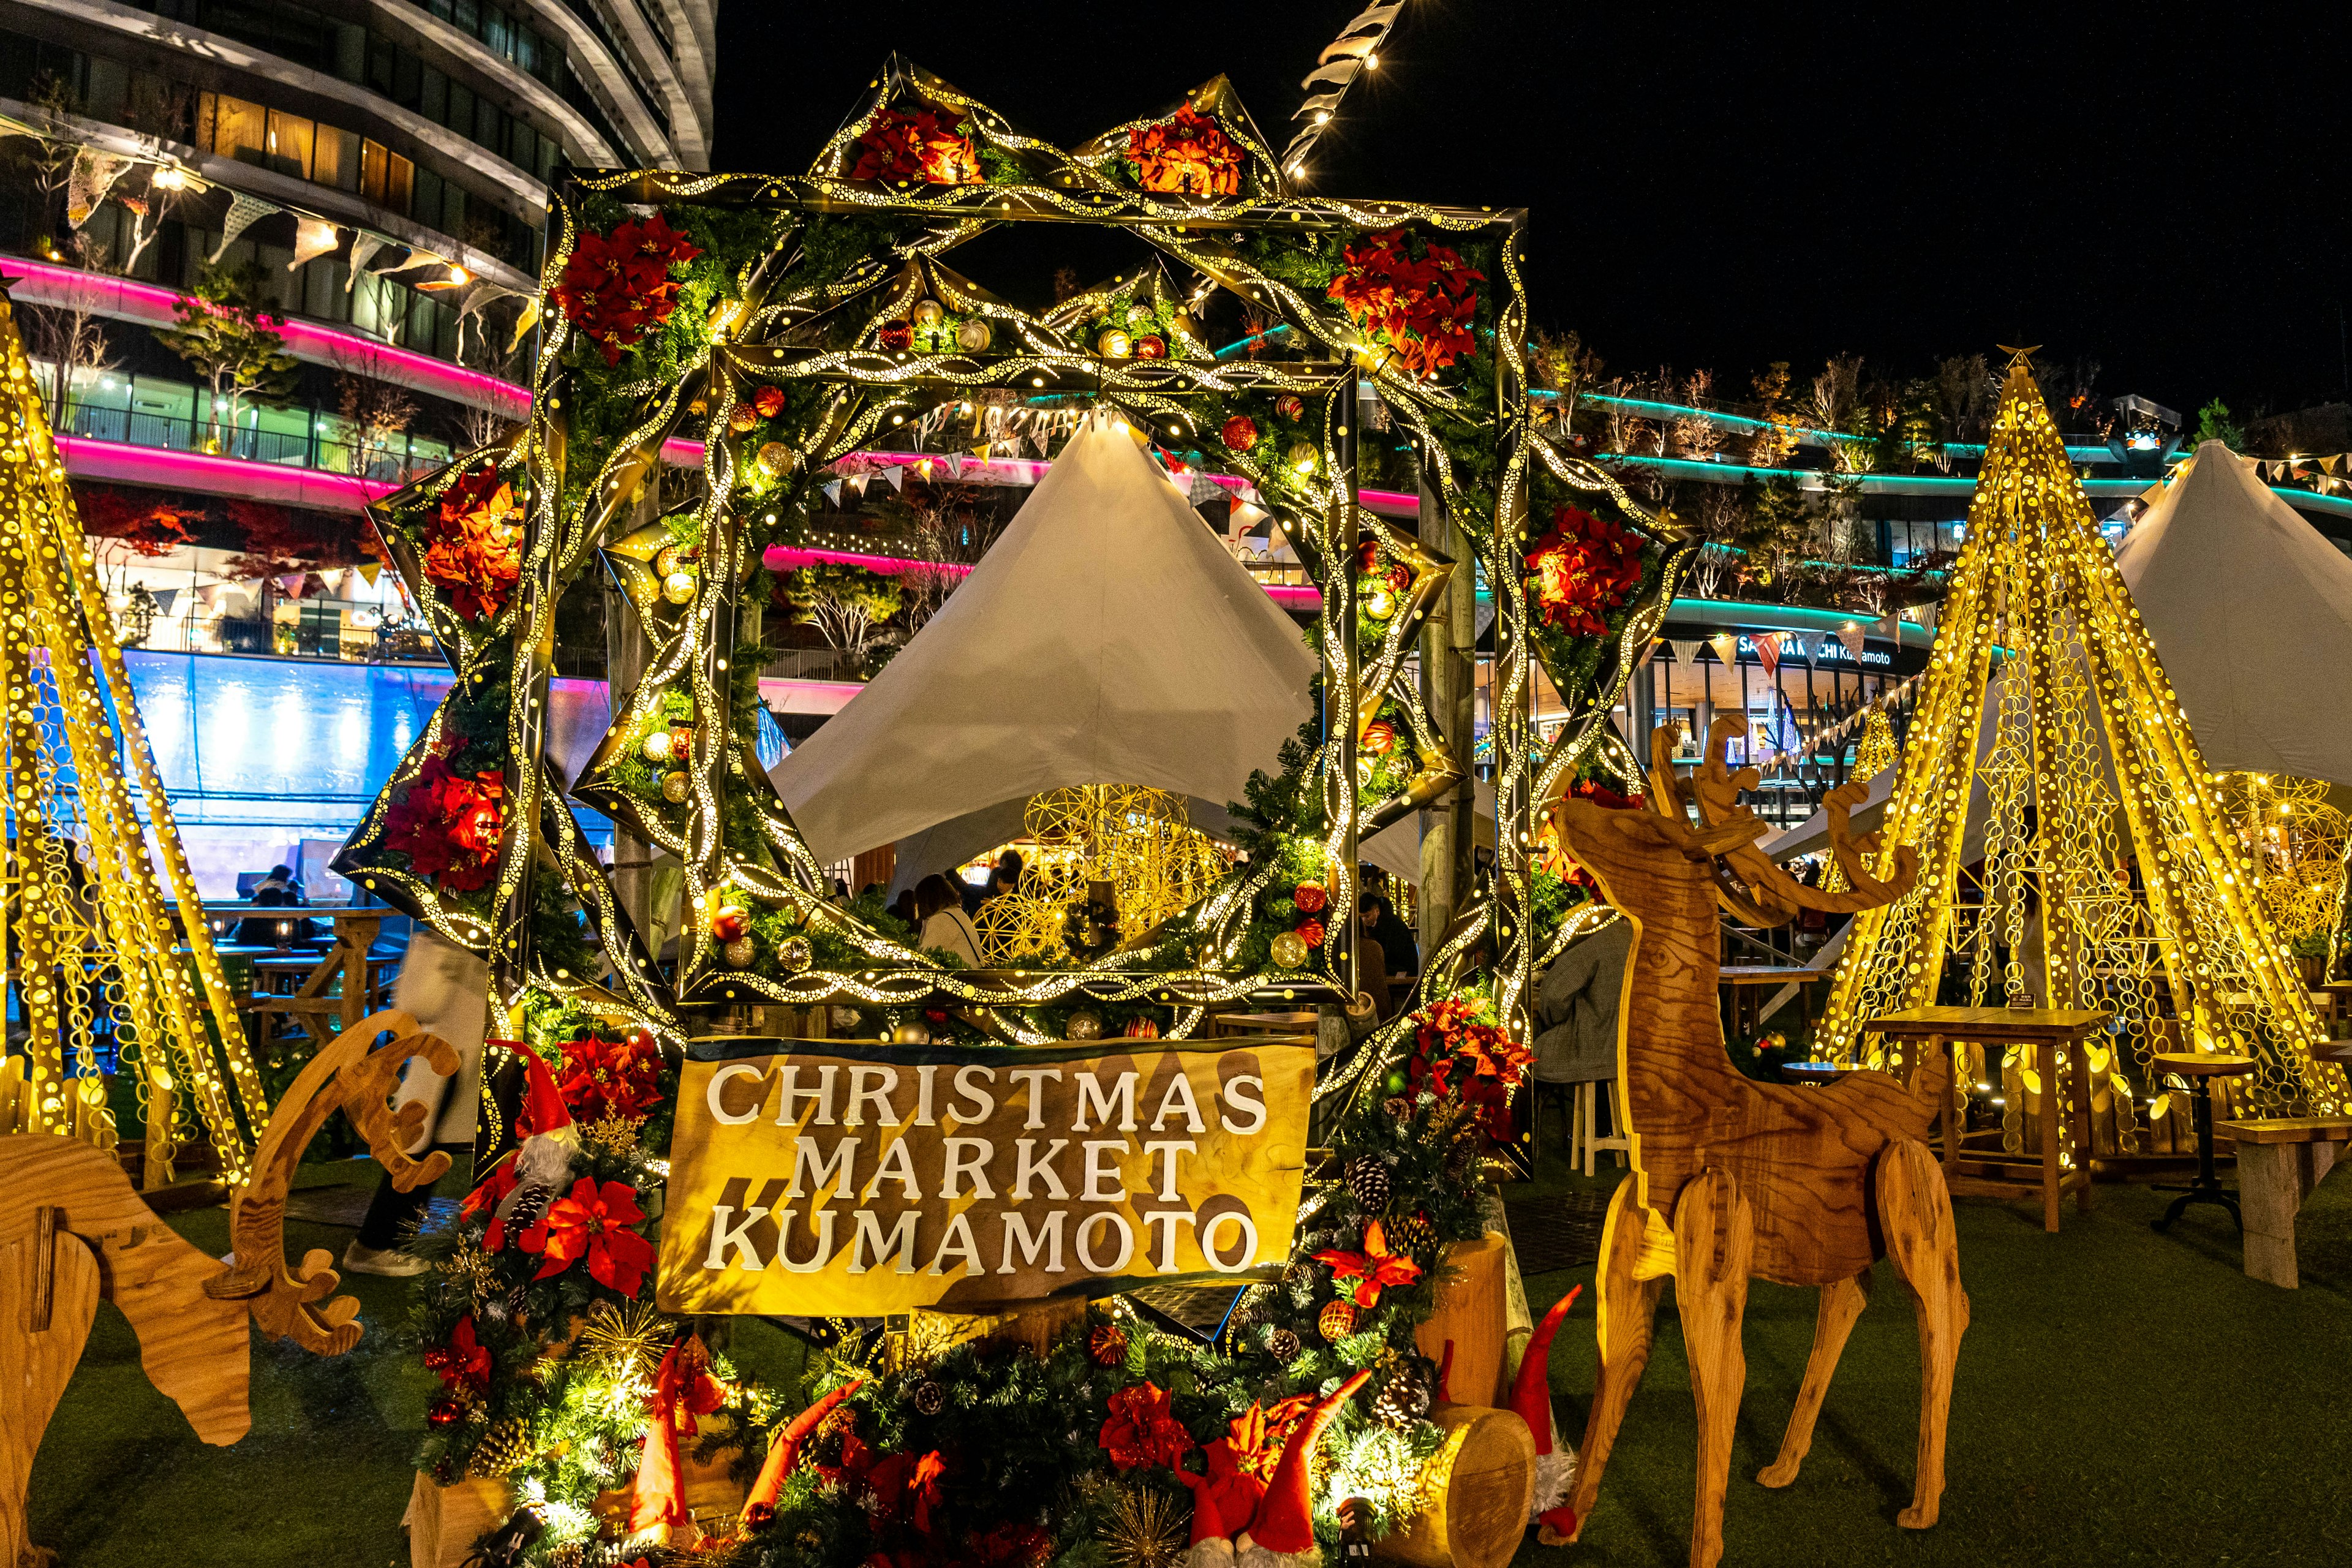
left=878, top=320, right=914, bottom=352
left=1134, top=334, right=1166, bottom=360
left=1089, top=1324, right=1129, bottom=1365
left=1123, top=1016, right=1161, bottom=1040
left=712, top=906, right=750, bottom=942
left=1276, top=394, right=1306, bottom=422
left=1219, top=415, right=1259, bottom=451
left=1293, top=881, right=1328, bottom=914
left=1362, top=721, right=1397, bottom=756
left=1387, top=563, right=1413, bottom=592
left=1295, top=919, right=1327, bottom=949
left=753, top=385, right=785, bottom=418
left=427, top=1400, right=464, bottom=1428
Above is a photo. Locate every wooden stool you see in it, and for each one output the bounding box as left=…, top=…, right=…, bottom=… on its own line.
left=1571, top=1079, right=1630, bottom=1178
left=2149, top=1053, right=2256, bottom=1234
left=2217, top=1117, right=2352, bottom=1287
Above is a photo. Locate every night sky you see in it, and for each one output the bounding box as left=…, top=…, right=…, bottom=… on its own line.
left=711, top=4, right=2351, bottom=421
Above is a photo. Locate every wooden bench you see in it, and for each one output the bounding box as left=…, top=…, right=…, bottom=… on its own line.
left=2216, top=1117, right=2352, bottom=1287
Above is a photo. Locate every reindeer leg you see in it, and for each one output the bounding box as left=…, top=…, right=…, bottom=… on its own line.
left=1673, top=1167, right=1755, bottom=1568
left=2, top=1227, right=101, bottom=1568
left=1564, top=1176, right=1668, bottom=1537
left=1877, top=1137, right=1969, bottom=1529
left=1756, top=1268, right=1871, bottom=1488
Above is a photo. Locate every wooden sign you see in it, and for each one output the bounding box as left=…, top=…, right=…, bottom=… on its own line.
left=657, top=1036, right=1315, bottom=1317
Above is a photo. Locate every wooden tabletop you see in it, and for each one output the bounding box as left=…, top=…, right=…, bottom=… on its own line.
left=1864, top=1006, right=2112, bottom=1042
left=2215, top=1115, right=2352, bottom=1144
left=1719, top=967, right=1826, bottom=985
left=2150, top=1052, right=2256, bottom=1079
left=1217, top=1011, right=1317, bottom=1028
left=1779, top=1060, right=1852, bottom=1084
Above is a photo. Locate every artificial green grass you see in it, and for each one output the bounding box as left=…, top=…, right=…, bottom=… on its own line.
left=24, top=1152, right=2352, bottom=1566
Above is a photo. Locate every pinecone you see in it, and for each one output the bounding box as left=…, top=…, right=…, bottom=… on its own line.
left=1372, top=1366, right=1431, bottom=1428
left=468, top=1417, right=535, bottom=1477
left=1265, top=1327, right=1302, bottom=1362
left=1385, top=1213, right=1436, bottom=1259
left=1344, top=1155, right=1392, bottom=1213
left=912, top=1379, right=945, bottom=1415
left=1282, top=1259, right=1317, bottom=1291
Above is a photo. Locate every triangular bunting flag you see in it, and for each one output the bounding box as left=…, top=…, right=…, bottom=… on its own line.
left=823, top=480, right=843, bottom=505
left=1871, top=614, right=1899, bottom=641
left=289, top=218, right=339, bottom=270
left=1669, top=638, right=1702, bottom=672
left=358, top=563, right=381, bottom=587
left=211, top=193, right=282, bottom=261
left=1707, top=632, right=1738, bottom=670
left=277, top=571, right=307, bottom=598
left=883, top=467, right=905, bottom=492
left=1836, top=625, right=1866, bottom=662
left=345, top=233, right=386, bottom=289
left=1755, top=631, right=1781, bottom=679
left=66, top=149, right=133, bottom=228
left=153, top=588, right=178, bottom=619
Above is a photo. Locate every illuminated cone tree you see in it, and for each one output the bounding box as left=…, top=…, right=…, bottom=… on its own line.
left=1820, top=353, right=2342, bottom=1137
left=0, top=280, right=268, bottom=1180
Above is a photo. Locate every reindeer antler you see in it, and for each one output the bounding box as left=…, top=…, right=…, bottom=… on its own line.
left=1654, top=717, right=1917, bottom=925
left=205, top=1010, right=459, bottom=1354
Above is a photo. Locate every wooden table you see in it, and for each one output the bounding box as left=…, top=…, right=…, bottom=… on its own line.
left=1863, top=1006, right=2111, bottom=1232
left=1213, top=1009, right=1318, bottom=1038
left=2315, top=980, right=2352, bottom=1030
left=1718, top=965, right=1825, bottom=1042
left=243, top=914, right=395, bottom=1050
left=1779, top=1059, right=1855, bottom=1085
left=2148, top=1052, right=2256, bottom=1235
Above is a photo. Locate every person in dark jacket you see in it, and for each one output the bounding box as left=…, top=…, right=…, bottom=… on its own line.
left=1364, top=894, right=1420, bottom=989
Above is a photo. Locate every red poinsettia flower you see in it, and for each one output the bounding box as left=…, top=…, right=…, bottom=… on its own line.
left=1128, top=102, right=1243, bottom=196
left=1098, top=1381, right=1194, bottom=1471
left=1406, top=995, right=1535, bottom=1139
left=419, top=464, right=523, bottom=622
left=423, top=1314, right=492, bottom=1394
left=1313, top=1218, right=1424, bottom=1309
left=969, top=1522, right=1055, bottom=1568
left=554, top=1033, right=663, bottom=1124
left=1327, top=230, right=1485, bottom=380
left=460, top=1162, right=518, bottom=1250
left=1526, top=506, right=1643, bottom=639
left=549, top=212, right=702, bottom=366
left=1191, top=1393, right=1316, bottom=1525
left=862, top=1449, right=947, bottom=1532
left=517, top=1176, right=658, bottom=1295
left=851, top=106, right=981, bottom=184
left=382, top=755, right=505, bottom=892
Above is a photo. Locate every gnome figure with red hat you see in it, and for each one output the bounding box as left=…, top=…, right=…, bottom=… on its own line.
left=1230, top=1371, right=1373, bottom=1568
left=1512, top=1286, right=1584, bottom=1543
left=489, top=1039, right=584, bottom=1225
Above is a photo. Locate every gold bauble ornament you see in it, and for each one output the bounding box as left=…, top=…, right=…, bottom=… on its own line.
left=1126, top=304, right=1155, bottom=328
left=956, top=317, right=993, bottom=352
left=1362, top=585, right=1396, bottom=620
left=1286, top=440, right=1317, bottom=472
left=758, top=441, right=794, bottom=477
left=829, top=1006, right=865, bottom=1033
left=654, top=546, right=683, bottom=578
left=778, top=935, right=813, bottom=970
left=640, top=729, right=673, bottom=764
left=662, top=570, right=698, bottom=605
left=1097, top=328, right=1133, bottom=359
left=722, top=936, right=756, bottom=968
left=1066, top=1009, right=1104, bottom=1041
left=1317, top=1299, right=1358, bottom=1341
left=911, top=298, right=945, bottom=326
left=891, top=1020, right=932, bottom=1045
left=661, top=771, right=689, bottom=804
left=1270, top=931, right=1309, bottom=968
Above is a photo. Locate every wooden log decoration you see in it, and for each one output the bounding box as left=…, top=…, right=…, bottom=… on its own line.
left=1, top=1010, right=460, bottom=1564
left=1412, top=1234, right=1508, bottom=1408
left=1371, top=1403, right=1536, bottom=1568
left=1549, top=719, right=1967, bottom=1568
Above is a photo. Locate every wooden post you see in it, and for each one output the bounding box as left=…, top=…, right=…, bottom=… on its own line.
left=606, top=484, right=658, bottom=943
left=1417, top=465, right=1474, bottom=962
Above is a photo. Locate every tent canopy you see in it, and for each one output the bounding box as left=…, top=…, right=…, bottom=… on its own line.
left=771, top=414, right=1317, bottom=865
left=2116, top=440, right=2352, bottom=786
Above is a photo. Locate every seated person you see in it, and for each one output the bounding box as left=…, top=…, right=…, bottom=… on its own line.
left=1366, top=894, right=1420, bottom=989
left=235, top=864, right=319, bottom=947
left=1533, top=916, right=1635, bottom=1087
left=915, top=873, right=985, bottom=967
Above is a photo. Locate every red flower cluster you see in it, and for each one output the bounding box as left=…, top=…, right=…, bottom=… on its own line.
left=968, top=1523, right=1055, bottom=1568
left=1542, top=777, right=1646, bottom=891
left=851, top=105, right=981, bottom=185
left=518, top=1176, right=658, bottom=1295
left=423, top=1314, right=491, bottom=1395
left=459, top=1163, right=517, bottom=1250
left=1327, top=230, right=1485, bottom=379
left=1098, top=1381, right=1193, bottom=1471
left=419, top=464, right=522, bottom=622
left=1128, top=102, right=1243, bottom=196
left=383, top=754, right=505, bottom=892
left=1189, top=1395, right=1316, bottom=1532
left=549, top=212, right=702, bottom=366
left=1526, top=506, right=1643, bottom=638
left=1408, top=994, right=1534, bottom=1140
left=555, top=1033, right=662, bottom=1124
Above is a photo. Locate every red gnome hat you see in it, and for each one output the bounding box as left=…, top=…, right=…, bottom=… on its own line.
left=1174, top=1468, right=1237, bottom=1568
left=1511, top=1286, right=1583, bottom=1541
left=745, top=1379, right=864, bottom=1512
left=501, top=1039, right=581, bottom=1200
left=1238, top=1370, right=1373, bottom=1562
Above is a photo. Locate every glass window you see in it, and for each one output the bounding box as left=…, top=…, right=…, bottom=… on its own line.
left=333, top=23, right=366, bottom=84
left=413, top=166, right=443, bottom=230
left=447, top=80, right=473, bottom=139
left=314, top=124, right=360, bottom=192
left=421, top=65, right=447, bottom=126
left=211, top=93, right=266, bottom=164
left=477, top=96, right=500, bottom=151
left=265, top=108, right=314, bottom=179
left=386, top=151, right=414, bottom=216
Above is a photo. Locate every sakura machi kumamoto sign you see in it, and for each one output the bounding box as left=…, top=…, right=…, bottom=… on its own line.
left=657, top=1038, right=1316, bottom=1316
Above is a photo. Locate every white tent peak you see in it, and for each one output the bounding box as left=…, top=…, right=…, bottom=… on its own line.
left=770, top=412, right=1317, bottom=866
left=2116, top=436, right=2352, bottom=785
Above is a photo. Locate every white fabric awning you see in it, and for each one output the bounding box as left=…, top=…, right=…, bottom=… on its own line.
left=2115, top=439, right=2352, bottom=786
left=769, top=414, right=1317, bottom=865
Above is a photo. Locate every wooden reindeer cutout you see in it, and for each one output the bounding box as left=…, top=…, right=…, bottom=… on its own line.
left=2, top=1011, right=456, bottom=1563
left=1550, top=718, right=1967, bottom=1568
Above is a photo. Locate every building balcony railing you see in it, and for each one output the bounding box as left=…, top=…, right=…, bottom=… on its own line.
left=53, top=398, right=447, bottom=486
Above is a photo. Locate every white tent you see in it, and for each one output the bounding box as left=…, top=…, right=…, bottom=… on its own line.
left=2114, top=439, right=2352, bottom=786
left=770, top=413, right=1317, bottom=865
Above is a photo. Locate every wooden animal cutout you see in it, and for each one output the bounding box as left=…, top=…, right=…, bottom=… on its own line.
left=1549, top=720, right=1967, bottom=1568
left=1, top=1011, right=456, bottom=1563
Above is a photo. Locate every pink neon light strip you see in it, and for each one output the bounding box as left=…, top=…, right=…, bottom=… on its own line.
left=55, top=434, right=401, bottom=509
